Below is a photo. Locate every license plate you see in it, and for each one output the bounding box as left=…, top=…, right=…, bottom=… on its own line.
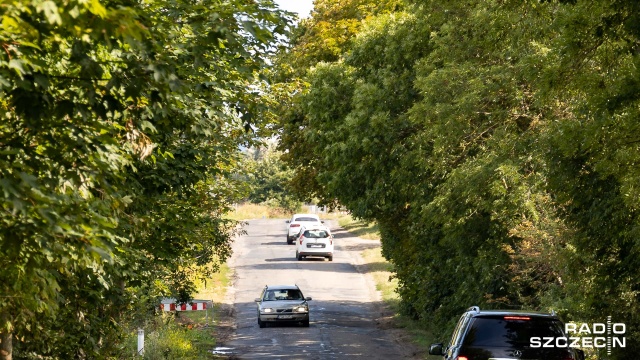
left=278, top=315, right=293, bottom=319
left=308, top=244, right=324, bottom=248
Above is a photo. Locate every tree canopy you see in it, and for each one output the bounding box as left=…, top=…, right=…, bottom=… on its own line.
left=241, top=142, right=301, bottom=212
left=1, top=0, right=291, bottom=357
left=277, top=1, right=640, bottom=358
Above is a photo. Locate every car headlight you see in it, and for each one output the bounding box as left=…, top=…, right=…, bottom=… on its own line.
left=262, top=308, right=274, bottom=313
left=295, top=306, right=308, bottom=313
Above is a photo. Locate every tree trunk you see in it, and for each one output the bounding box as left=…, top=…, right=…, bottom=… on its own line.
left=0, top=329, right=11, bottom=360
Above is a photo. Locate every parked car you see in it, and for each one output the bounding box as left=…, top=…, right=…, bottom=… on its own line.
left=285, top=213, right=324, bottom=244
left=255, top=284, right=311, bottom=328
left=295, top=225, right=334, bottom=261
left=429, top=306, right=585, bottom=360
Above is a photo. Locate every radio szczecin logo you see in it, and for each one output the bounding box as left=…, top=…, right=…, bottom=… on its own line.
left=530, top=316, right=625, bottom=355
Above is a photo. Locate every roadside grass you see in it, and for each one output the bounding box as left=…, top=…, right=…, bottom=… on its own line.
left=122, top=315, right=216, bottom=359
left=225, top=203, right=271, bottom=220
left=337, top=215, right=381, bottom=240
left=122, top=263, right=231, bottom=359
left=224, top=203, right=301, bottom=220
left=193, top=262, right=231, bottom=304
left=179, top=261, right=232, bottom=332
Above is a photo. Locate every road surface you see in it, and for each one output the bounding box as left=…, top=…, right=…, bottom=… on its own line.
left=215, top=218, right=420, bottom=359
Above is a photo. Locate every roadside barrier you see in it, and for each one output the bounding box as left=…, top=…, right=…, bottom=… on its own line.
left=159, top=302, right=208, bottom=311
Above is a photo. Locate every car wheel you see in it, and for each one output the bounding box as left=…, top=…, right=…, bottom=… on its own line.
left=258, top=319, right=265, bottom=328
left=328, top=255, right=333, bottom=261
left=287, top=239, right=292, bottom=245
left=302, top=319, right=309, bottom=327
left=297, top=252, right=302, bottom=261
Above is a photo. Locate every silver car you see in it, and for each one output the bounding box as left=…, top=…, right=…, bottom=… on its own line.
left=255, top=285, right=312, bottom=328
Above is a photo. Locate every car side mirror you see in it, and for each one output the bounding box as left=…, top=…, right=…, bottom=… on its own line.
left=254, top=298, right=262, bottom=302
left=428, top=343, right=444, bottom=355
left=305, top=297, right=312, bottom=301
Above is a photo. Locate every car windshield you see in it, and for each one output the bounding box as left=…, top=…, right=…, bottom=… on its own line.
left=462, top=316, right=565, bottom=347
left=264, top=289, right=303, bottom=301
left=304, top=229, right=329, bottom=238
left=294, top=217, right=319, bottom=222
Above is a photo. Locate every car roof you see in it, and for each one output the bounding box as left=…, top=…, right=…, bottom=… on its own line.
left=465, top=306, right=558, bottom=319
left=291, top=213, right=320, bottom=219
left=265, top=284, right=300, bottom=291
left=300, top=225, right=330, bottom=230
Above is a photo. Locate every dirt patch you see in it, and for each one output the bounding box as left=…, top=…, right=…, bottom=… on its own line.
left=212, top=302, right=236, bottom=348
left=371, top=300, right=427, bottom=358
left=211, top=264, right=238, bottom=359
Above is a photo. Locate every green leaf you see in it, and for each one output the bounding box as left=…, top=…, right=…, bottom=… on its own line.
left=38, top=1, right=62, bottom=25
left=88, top=0, right=107, bottom=18
left=8, top=59, right=26, bottom=76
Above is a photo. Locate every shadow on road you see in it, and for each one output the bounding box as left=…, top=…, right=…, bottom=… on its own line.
left=236, top=259, right=382, bottom=274
left=338, top=242, right=380, bottom=252
left=260, top=241, right=287, bottom=246
left=236, top=261, right=354, bottom=273
left=330, top=227, right=355, bottom=239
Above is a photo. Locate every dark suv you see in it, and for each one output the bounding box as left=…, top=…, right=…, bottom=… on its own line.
left=429, top=306, right=585, bottom=360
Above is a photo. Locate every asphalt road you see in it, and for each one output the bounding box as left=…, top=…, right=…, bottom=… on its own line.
left=218, top=218, right=418, bottom=359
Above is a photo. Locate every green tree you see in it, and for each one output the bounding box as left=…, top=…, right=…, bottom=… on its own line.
left=0, top=0, right=290, bottom=357
left=278, top=1, right=640, bottom=358
left=276, top=0, right=403, bottom=207
left=243, top=143, right=301, bottom=212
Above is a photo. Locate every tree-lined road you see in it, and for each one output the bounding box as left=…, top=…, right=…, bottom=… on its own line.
left=219, top=218, right=418, bottom=359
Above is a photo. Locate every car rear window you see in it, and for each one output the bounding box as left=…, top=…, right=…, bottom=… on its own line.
left=295, top=217, right=319, bottom=222
left=462, top=316, right=565, bottom=347
left=303, top=230, right=330, bottom=238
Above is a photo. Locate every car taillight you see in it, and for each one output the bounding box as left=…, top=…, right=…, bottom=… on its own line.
left=290, top=224, right=300, bottom=228
left=504, top=316, right=530, bottom=320
left=299, top=237, right=303, bottom=245
left=456, top=357, right=469, bottom=360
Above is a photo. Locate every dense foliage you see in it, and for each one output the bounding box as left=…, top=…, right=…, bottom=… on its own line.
left=241, top=143, right=300, bottom=212
left=0, top=0, right=290, bottom=358
left=278, top=1, right=640, bottom=358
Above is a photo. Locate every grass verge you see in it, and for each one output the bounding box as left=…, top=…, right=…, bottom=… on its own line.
left=337, top=215, right=381, bottom=240
left=121, top=262, right=232, bottom=359
left=225, top=203, right=289, bottom=220
left=122, top=315, right=216, bottom=359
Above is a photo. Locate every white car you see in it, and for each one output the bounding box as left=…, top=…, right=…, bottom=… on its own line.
left=285, top=213, right=324, bottom=244
left=295, top=226, right=334, bottom=261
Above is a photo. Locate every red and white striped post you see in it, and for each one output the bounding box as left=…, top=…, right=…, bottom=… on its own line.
left=159, top=300, right=212, bottom=326
left=159, top=302, right=207, bottom=312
